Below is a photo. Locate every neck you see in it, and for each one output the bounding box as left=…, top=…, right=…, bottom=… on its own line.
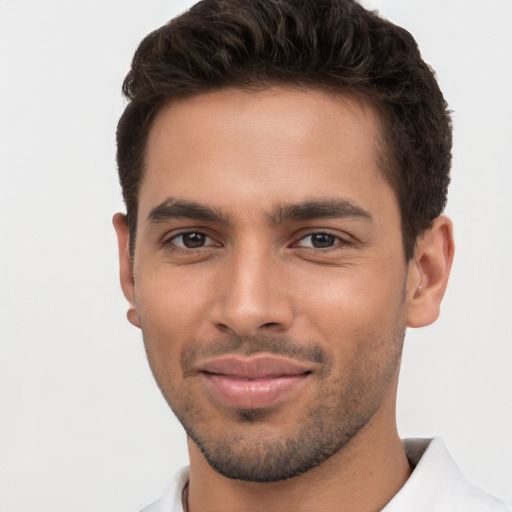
left=185, top=388, right=411, bottom=512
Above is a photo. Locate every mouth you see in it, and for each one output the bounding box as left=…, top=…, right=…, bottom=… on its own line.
left=197, top=355, right=312, bottom=409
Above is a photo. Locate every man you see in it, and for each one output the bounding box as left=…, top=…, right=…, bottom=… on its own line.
left=112, top=0, right=510, bottom=510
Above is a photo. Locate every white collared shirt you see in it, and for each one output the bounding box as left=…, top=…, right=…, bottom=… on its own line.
left=383, top=438, right=510, bottom=511
left=141, top=438, right=511, bottom=512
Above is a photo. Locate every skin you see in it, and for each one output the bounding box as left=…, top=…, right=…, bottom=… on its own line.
left=114, top=87, right=454, bottom=512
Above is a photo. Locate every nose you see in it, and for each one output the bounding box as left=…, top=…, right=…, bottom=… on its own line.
left=208, top=245, right=294, bottom=338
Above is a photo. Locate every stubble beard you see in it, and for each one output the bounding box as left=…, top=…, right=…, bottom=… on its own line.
left=151, top=316, right=407, bottom=483
left=182, top=393, right=383, bottom=482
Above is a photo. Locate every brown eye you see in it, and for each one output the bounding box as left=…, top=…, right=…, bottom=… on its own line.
left=182, top=233, right=207, bottom=248
left=170, top=232, right=214, bottom=249
left=297, top=232, right=339, bottom=249
left=310, top=233, right=336, bottom=248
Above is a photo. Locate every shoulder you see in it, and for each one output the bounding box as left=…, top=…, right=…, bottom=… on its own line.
left=383, top=438, right=511, bottom=512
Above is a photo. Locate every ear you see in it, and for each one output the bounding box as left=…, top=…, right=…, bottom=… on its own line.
left=112, top=213, right=141, bottom=328
left=406, top=215, right=455, bottom=328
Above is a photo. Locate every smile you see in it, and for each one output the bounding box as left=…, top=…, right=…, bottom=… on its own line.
left=197, top=356, right=312, bottom=409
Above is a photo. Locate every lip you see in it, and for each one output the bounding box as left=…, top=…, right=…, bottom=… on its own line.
left=197, top=356, right=312, bottom=409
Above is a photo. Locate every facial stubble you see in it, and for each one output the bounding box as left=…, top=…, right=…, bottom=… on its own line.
left=145, top=308, right=407, bottom=483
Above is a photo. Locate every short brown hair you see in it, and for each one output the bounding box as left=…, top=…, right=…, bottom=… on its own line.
left=117, top=0, right=452, bottom=260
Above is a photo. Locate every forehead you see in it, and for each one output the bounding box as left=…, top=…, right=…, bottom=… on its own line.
left=140, top=87, right=395, bottom=223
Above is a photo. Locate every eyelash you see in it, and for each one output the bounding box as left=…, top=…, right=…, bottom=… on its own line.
left=164, top=231, right=218, bottom=251
left=163, top=230, right=352, bottom=253
left=293, top=231, right=352, bottom=251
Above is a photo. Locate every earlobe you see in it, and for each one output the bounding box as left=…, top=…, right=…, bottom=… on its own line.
left=112, top=213, right=141, bottom=329
left=406, top=215, right=455, bottom=328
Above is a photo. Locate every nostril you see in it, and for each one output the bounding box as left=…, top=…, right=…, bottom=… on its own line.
left=216, top=322, right=234, bottom=334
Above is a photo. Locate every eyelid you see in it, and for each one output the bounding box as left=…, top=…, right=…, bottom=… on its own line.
left=160, top=227, right=354, bottom=251
left=162, top=229, right=221, bottom=249
left=292, top=230, right=354, bottom=249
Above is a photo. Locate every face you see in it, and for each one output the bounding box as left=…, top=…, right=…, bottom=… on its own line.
left=118, top=87, right=417, bottom=482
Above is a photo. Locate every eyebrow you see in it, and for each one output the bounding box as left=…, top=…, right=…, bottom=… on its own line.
left=268, top=199, right=373, bottom=224
left=148, top=198, right=227, bottom=224
left=147, top=197, right=373, bottom=225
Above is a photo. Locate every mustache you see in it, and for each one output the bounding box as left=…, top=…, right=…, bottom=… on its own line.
left=181, top=335, right=327, bottom=371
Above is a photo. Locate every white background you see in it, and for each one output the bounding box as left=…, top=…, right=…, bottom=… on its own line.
left=0, top=1, right=511, bottom=510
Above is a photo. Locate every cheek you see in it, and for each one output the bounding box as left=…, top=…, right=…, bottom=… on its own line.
left=134, top=279, right=188, bottom=383
left=134, top=267, right=225, bottom=394
left=136, top=267, right=210, bottom=339
left=297, top=265, right=404, bottom=335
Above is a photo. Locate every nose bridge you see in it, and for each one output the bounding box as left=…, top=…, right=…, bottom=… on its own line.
left=211, top=240, right=292, bottom=337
